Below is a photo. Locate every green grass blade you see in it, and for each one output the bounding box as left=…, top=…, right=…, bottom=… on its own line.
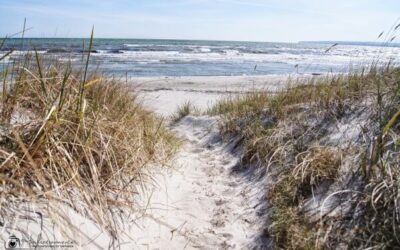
left=78, top=26, right=94, bottom=113
left=383, top=110, right=400, bottom=136
left=34, top=48, right=48, bottom=98
left=0, top=49, right=13, bottom=62
left=58, top=63, right=71, bottom=112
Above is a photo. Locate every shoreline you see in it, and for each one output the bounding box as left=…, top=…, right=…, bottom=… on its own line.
left=133, top=74, right=316, bottom=92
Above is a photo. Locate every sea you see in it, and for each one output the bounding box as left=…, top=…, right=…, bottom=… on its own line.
left=1, top=38, right=399, bottom=77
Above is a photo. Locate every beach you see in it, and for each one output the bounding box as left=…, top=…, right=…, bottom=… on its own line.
left=1, top=36, right=400, bottom=249
left=136, top=74, right=317, bottom=116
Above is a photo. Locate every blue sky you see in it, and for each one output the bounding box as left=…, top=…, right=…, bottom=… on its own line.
left=0, top=0, right=399, bottom=42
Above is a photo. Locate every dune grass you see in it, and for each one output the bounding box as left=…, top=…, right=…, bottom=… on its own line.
left=0, top=44, right=178, bottom=242
left=171, top=101, right=198, bottom=122
left=211, top=66, right=400, bottom=249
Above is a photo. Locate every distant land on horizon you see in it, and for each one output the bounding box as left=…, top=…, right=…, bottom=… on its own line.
left=299, top=40, right=400, bottom=47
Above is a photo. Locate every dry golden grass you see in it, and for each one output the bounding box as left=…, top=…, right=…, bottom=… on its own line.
left=293, top=147, right=342, bottom=189
left=212, top=66, right=400, bottom=249
left=0, top=50, right=177, bottom=240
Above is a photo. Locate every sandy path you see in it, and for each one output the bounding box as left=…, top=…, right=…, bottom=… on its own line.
left=129, top=116, right=269, bottom=249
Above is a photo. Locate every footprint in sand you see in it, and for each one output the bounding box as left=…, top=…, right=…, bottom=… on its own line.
left=191, top=147, right=204, bottom=154
left=222, top=188, right=235, bottom=196
left=220, top=233, right=233, bottom=239
left=215, top=199, right=228, bottom=206
left=211, top=218, right=225, bottom=227
left=221, top=159, right=231, bottom=165
left=205, top=191, right=215, bottom=197
left=226, top=181, right=239, bottom=187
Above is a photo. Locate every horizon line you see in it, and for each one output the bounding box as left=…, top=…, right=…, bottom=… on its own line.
left=3, top=37, right=399, bottom=45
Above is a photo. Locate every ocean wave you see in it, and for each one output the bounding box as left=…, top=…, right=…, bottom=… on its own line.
left=46, top=48, right=71, bottom=53
left=2, top=39, right=400, bottom=77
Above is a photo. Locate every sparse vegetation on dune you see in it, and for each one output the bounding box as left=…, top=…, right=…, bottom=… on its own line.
left=211, top=66, right=400, bottom=249
left=0, top=46, right=177, bottom=241
left=171, top=101, right=198, bottom=122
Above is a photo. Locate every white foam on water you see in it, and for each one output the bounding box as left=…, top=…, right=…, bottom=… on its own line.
left=87, top=44, right=400, bottom=68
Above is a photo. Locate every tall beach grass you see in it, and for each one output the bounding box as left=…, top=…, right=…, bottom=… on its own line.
left=0, top=35, right=178, bottom=244
left=210, top=65, right=400, bottom=249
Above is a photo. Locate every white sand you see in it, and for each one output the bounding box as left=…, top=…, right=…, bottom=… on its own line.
left=136, top=74, right=306, bottom=116
left=139, top=90, right=224, bottom=116
left=134, top=75, right=291, bottom=93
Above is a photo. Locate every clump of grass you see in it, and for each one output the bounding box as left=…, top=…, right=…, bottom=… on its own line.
left=171, top=101, right=198, bottom=122
left=293, top=147, right=342, bottom=193
left=0, top=47, right=177, bottom=242
left=208, top=92, right=270, bottom=116
left=268, top=147, right=342, bottom=249
left=212, top=66, right=400, bottom=249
